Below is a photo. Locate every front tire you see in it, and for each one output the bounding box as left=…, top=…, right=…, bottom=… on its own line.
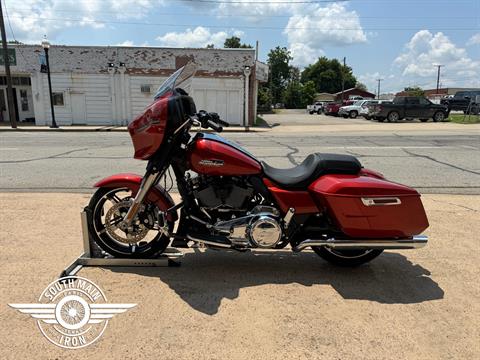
left=349, top=110, right=358, bottom=119
left=86, top=187, right=173, bottom=258
left=433, top=111, right=445, bottom=122
left=312, top=247, right=383, bottom=266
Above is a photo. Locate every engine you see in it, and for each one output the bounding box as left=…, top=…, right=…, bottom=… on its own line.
left=188, top=175, right=255, bottom=219
left=187, top=174, right=284, bottom=248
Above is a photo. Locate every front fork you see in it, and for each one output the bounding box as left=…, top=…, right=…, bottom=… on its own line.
left=121, top=170, right=161, bottom=229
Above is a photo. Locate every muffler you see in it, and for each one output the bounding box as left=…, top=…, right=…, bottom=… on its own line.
left=292, top=235, right=428, bottom=252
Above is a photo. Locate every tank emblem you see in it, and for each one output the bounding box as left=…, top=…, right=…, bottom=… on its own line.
left=199, top=159, right=224, bottom=167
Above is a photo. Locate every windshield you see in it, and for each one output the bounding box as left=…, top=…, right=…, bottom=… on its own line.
left=353, top=100, right=363, bottom=106
left=154, top=61, right=197, bottom=99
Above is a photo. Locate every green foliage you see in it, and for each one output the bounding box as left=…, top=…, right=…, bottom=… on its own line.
left=282, top=80, right=317, bottom=109
left=356, top=82, right=367, bottom=91
left=403, top=86, right=425, bottom=97
left=267, top=46, right=293, bottom=104
left=223, top=36, right=253, bottom=49
left=300, top=57, right=357, bottom=94
left=257, top=84, right=273, bottom=112
left=301, top=81, right=317, bottom=107
left=206, top=44, right=215, bottom=49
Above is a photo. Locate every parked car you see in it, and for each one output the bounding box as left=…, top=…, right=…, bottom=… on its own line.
left=325, top=100, right=354, bottom=116
left=307, top=101, right=327, bottom=114
left=372, top=96, right=448, bottom=122
left=440, top=90, right=480, bottom=115
left=338, top=100, right=372, bottom=119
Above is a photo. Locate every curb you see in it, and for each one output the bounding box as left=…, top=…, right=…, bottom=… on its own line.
left=0, top=127, right=269, bottom=133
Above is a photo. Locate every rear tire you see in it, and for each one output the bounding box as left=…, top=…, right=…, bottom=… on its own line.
left=312, top=247, right=383, bottom=266
left=387, top=111, right=400, bottom=122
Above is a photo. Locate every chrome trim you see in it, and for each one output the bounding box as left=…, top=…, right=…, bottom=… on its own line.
left=283, top=208, right=295, bottom=229
left=361, top=197, right=402, bottom=206
left=123, top=172, right=159, bottom=226
left=292, top=235, right=428, bottom=252
left=186, top=235, right=232, bottom=248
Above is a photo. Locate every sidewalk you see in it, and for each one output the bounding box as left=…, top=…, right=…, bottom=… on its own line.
left=0, top=124, right=269, bottom=133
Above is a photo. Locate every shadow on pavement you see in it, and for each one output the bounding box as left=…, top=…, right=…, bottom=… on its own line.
left=108, top=250, right=444, bottom=315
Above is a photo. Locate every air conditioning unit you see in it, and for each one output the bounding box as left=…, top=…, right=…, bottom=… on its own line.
left=141, top=84, right=151, bottom=93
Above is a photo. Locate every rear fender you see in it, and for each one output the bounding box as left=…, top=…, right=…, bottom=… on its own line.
left=94, top=173, right=178, bottom=221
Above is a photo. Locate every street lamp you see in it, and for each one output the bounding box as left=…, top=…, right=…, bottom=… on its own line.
left=42, top=36, right=58, bottom=128
left=243, top=65, right=251, bottom=129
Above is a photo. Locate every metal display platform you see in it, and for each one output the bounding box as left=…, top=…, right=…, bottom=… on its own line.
left=60, top=210, right=183, bottom=277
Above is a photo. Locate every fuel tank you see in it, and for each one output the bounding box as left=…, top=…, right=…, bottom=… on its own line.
left=188, top=133, right=262, bottom=176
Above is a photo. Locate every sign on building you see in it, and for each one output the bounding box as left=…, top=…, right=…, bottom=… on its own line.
left=0, top=48, right=16, bottom=66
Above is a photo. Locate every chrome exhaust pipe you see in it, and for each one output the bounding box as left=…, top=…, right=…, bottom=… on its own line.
left=292, top=235, right=428, bottom=252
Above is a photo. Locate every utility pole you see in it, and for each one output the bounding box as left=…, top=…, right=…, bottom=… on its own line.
left=0, top=2, right=17, bottom=128
left=376, top=78, right=383, bottom=99
left=341, top=57, right=346, bottom=102
left=434, top=64, right=444, bottom=95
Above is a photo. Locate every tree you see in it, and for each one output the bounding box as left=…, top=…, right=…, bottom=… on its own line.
left=223, top=36, right=252, bottom=49
left=301, top=57, right=357, bottom=94
left=404, top=86, right=425, bottom=97
left=301, top=81, right=317, bottom=107
left=257, top=84, right=272, bottom=112
left=356, top=82, right=367, bottom=91
left=206, top=44, right=214, bottom=49
left=267, top=46, right=293, bottom=104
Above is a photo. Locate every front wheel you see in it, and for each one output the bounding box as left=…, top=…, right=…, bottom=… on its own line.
left=433, top=111, right=445, bottom=122
left=349, top=110, right=358, bottom=119
left=312, top=247, right=383, bottom=266
left=86, top=187, right=173, bottom=258
left=387, top=111, right=400, bottom=122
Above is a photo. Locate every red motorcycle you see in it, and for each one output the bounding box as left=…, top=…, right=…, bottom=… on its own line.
left=87, top=63, right=428, bottom=266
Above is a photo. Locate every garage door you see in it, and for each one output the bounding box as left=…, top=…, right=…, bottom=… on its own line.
left=193, top=89, right=242, bottom=125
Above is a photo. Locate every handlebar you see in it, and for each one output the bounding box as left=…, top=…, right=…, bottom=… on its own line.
left=194, top=110, right=227, bottom=132
left=207, top=119, right=223, bottom=132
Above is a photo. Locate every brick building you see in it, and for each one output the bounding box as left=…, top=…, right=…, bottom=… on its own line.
left=0, top=44, right=268, bottom=126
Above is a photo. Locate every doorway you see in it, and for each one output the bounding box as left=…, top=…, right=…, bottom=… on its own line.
left=71, top=93, right=86, bottom=124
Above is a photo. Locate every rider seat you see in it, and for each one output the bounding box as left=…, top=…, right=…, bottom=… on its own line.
left=261, top=153, right=361, bottom=189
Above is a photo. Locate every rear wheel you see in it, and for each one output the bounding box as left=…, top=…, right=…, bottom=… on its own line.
left=317, top=109, right=322, bottom=115
left=387, top=111, right=400, bottom=122
left=312, top=247, right=383, bottom=266
left=86, top=187, right=173, bottom=258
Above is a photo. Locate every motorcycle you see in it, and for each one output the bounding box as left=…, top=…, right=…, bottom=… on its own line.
left=86, top=62, right=429, bottom=266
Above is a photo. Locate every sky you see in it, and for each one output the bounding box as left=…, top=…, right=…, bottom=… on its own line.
left=4, top=0, right=480, bottom=93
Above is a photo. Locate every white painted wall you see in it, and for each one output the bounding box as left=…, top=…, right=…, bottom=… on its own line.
left=31, top=72, right=245, bottom=125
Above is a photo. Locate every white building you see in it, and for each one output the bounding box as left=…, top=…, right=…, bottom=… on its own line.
left=0, top=45, right=268, bottom=126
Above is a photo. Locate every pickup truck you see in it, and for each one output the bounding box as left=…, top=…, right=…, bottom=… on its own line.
left=325, top=100, right=354, bottom=116
left=440, top=90, right=480, bottom=114
left=307, top=101, right=327, bottom=114
left=372, top=96, right=448, bottom=122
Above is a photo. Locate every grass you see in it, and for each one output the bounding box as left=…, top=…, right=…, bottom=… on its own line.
left=447, top=113, right=480, bottom=124
left=254, top=115, right=270, bottom=127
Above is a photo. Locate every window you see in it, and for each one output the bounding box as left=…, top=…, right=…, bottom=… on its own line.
left=140, top=84, right=151, bottom=93
left=20, top=90, right=29, bottom=112
left=52, top=92, right=64, bottom=106
left=419, top=98, right=431, bottom=105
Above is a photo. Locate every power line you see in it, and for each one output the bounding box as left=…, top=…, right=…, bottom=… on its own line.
left=6, top=15, right=478, bottom=31
left=9, top=7, right=478, bottom=20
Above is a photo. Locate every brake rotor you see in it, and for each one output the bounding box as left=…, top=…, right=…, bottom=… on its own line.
left=104, top=200, right=149, bottom=244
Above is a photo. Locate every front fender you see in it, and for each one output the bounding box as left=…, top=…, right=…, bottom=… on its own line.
left=94, top=173, right=177, bottom=221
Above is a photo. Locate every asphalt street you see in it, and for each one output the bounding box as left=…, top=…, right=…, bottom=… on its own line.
left=1, top=127, right=479, bottom=194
